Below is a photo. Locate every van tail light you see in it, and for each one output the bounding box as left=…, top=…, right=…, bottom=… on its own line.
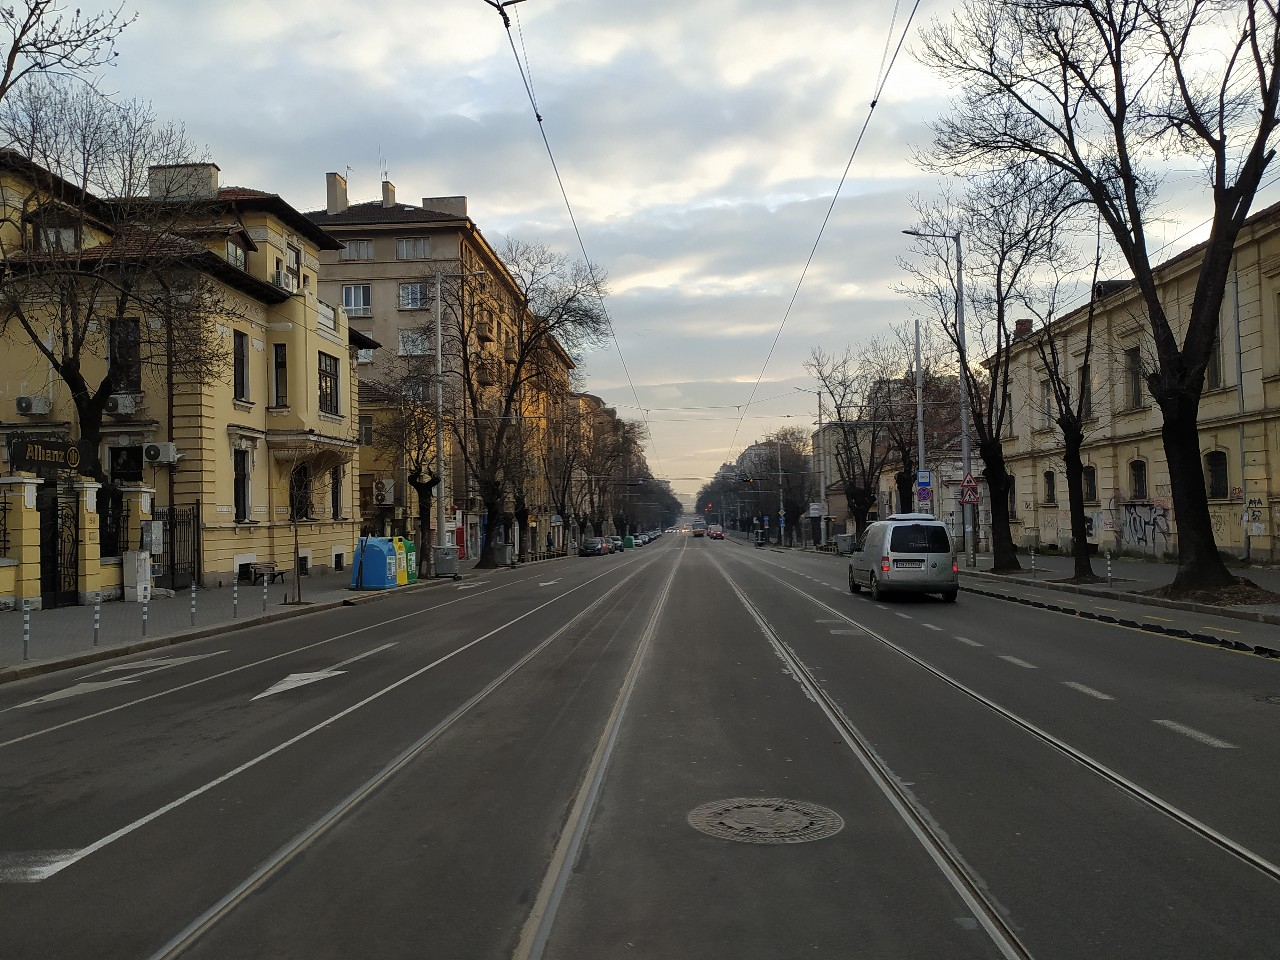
left=881, top=555, right=890, bottom=573
left=951, top=556, right=959, bottom=573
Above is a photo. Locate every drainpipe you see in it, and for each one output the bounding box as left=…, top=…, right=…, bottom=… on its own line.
left=1233, top=261, right=1248, bottom=561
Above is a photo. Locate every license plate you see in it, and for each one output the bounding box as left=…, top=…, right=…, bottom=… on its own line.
left=895, top=560, right=924, bottom=569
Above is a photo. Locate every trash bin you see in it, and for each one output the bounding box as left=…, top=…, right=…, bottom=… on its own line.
left=433, top=545, right=459, bottom=577
left=624, top=535, right=635, bottom=548
left=836, top=534, right=856, bottom=555
left=404, top=539, right=418, bottom=583
left=392, top=537, right=409, bottom=585
left=495, top=542, right=513, bottom=565
left=351, top=537, right=398, bottom=589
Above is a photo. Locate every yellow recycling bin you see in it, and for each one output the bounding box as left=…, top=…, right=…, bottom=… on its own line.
left=392, top=537, right=409, bottom=585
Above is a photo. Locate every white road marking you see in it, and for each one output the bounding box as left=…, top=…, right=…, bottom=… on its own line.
left=1154, top=720, right=1238, bottom=749
left=456, top=583, right=479, bottom=590
left=895, top=612, right=913, bottom=620
left=999, top=656, right=1037, bottom=669
left=923, top=624, right=943, bottom=632
left=1207, top=626, right=1240, bottom=635
left=0, top=850, right=79, bottom=883
left=539, top=579, right=562, bottom=587
left=1063, top=681, right=1114, bottom=700
left=954, top=636, right=982, bottom=646
left=1145, top=615, right=1174, bottom=623
left=828, top=630, right=860, bottom=636
left=253, top=642, right=396, bottom=700
left=815, top=619, right=844, bottom=623
left=14, top=680, right=137, bottom=708
left=13, top=654, right=230, bottom=709
left=91, top=653, right=225, bottom=676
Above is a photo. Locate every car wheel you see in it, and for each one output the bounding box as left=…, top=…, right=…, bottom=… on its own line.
left=869, top=574, right=883, bottom=601
left=848, top=568, right=861, bottom=593
left=942, top=590, right=958, bottom=603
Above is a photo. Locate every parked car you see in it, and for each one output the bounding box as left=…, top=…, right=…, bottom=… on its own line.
left=847, top=513, right=958, bottom=602
left=609, top=536, right=624, bottom=552
left=579, top=537, right=607, bottom=556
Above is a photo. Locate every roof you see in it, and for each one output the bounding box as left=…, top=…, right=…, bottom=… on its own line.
left=348, top=327, right=380, bottom=350
left=304, top=200, right=468, bottom=228
left=212, top=188, right=344, bottom=251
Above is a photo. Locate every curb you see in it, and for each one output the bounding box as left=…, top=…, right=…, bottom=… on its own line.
left=0, top=573, right=468, bottom=686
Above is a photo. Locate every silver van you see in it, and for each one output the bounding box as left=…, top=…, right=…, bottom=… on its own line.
left=848, top=513, right=958, bottom=602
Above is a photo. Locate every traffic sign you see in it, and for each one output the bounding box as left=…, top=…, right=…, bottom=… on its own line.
left=916, top=470, right=931, bottom=487
left=961, top=472, right=979, bottom=489
left=961, top=487, right=981, bottom=505
left=917, top=487, right=932, bottom=503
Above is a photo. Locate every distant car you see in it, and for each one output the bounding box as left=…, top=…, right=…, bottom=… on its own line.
left=709, top=529, right=725, bottom=540
left=609, top=536, right=624, bottom=552
left=848, top=513, right=958, bottom=602
left=579, top=537, right=606, bottom=556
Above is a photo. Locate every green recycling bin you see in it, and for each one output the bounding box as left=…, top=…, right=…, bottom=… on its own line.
left=404, top=539, right=418, bottom=582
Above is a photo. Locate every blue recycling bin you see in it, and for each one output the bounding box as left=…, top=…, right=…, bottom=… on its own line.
left=351, top=537, right=398, bottom=590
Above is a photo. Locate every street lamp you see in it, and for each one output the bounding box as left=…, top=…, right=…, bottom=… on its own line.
left=902, top=228, right=974, bottom=567
left=795, top=386, right=827, bottom=546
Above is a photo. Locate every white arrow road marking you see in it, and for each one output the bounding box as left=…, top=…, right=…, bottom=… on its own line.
left=539, top=579, right=562, bottom=587
left=15, top=680, right=139, bottom=708
left=456, top=583, right=479, bottom=590
left=252, top=642, right=396, bottom=701
left=91, top=653, right=224, bottom=676
left=12, top=653, right=230, bottom=709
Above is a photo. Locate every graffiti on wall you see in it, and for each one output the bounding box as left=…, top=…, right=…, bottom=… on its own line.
left=1108, top=497, right=1173, bottom=553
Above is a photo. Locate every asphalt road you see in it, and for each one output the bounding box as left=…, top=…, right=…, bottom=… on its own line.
left=1, top=535, right=1277, bottom=959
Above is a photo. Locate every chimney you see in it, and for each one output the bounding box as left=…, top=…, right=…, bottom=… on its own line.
left=382, top=180, right=396, bottom=208
left=326, top=172, right=348, bottom=214
left=421, top=196, right=468, bottom=219
left=149, top=163, right=220, bottom=200
left=1014, top=318, right=1033, bottom=339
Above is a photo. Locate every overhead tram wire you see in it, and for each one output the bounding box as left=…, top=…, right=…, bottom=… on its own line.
left=483, top=0, right=666, bottom=480
left=722, top=0, right=922, bottom=464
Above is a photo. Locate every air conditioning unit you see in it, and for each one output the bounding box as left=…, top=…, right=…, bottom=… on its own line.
left=273, top=269, right=299, bottom=293
left=105, top=394, right=138, bottom=416
left=144, top=442, right=181, bottom=464
left=16, top=395, right=51, bottom=416
left=373, top=478, right=395, bottom=506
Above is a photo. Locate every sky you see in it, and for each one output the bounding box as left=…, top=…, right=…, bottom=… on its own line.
left=87, top=0, right=1273, bottom=507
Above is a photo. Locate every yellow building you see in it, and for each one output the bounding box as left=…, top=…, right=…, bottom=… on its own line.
left=1000, top=201, right=1280, bottom=561
left=0, top=153, right=369, bottom=605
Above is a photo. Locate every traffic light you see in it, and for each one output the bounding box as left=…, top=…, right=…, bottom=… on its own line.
left=705, top=502, right=712, bottom=512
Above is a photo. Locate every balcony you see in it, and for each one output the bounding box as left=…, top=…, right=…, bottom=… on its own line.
left=317, top=301, right=337, bottom=330
left=475, top=319, right=495, bottom=343
left=504, top=343, right=518, bottom=364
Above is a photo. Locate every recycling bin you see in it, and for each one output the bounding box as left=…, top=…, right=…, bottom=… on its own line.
left=433, top=545, right=459, bottom=577
left=351, top=537, right=398, bottom=590
left=392, top=537, right=409, bottom=585
left=404, top=539, right=418, bottom=583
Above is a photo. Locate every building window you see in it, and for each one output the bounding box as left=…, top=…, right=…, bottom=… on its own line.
left=1206, top=322, right=1223, bottom=390
left=1040, top=379, right=1053, bottom=429
left=357, top=347, right=374, bottom=365
left=1204, top=451, right=1228, bottom=499
left=339, top=239, right=374, bottom=261
left=226, top=239, right=246, bottom=270
left=34, top=221, right=79, bottom=253
left=285, top=245, right=300, bottom=286
left=399, top=282, right=430, bottom=310
left=396, top=237, right=429, bottom=260
left=1043, top=470, right=1056, bottom=504
left=342, top=284, right=372, bottom=317
left=331, top=466, right=344, bottom=519
left=290, top=464, right=311, bottom=520
left=1125, top=347, right=1143, bottom=409
left=1078, top=364, right=1092, bottom=420
left=1082, top=465, right=1097, bottom=503
left=359, top=415, right=374, bottom=446
left=233, top=330, right=249, bottom=401
left=109, top=446, right=143, bottom=483
left=110, top=316, right=142, bottom=392
left=272, top=344, right=288, bottom=406
left=234, top=449, right=250, bottom=522
left=398, top=329, right=432, bottom=356
left=318, top=351, right=340, bottom=415
left=1129, top=460, right=1148, bottom=501
left=1007, top=476, right=1017, bottom=520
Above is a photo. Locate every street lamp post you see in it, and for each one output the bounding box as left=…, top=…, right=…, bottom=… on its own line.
left=795, top=386, right=827, bottom=546
left=903, top=228, right=974, bottom=567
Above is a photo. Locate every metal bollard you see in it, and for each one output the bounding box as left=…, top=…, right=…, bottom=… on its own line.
left=1030, top=545, right=1036, bottom=578
left=94, top=592, right=101, bottom=646
left=262, top=577, right=268, bottom=613
left=233, top=578, right=239, bottom=619
left=142, top=596, right=149, bottom=637
left=190, top=581, right=197, bottom=627
left=22, top=598, right=30, bottom=661
left=1107, top=550, right=1112, bottom=585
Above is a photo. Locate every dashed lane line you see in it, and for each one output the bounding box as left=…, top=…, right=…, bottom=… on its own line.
left=999, top=656, right=1037, bottom=669
left=954, top=636, right=982, bottom=646
left=1062, top=681, right=1114, bottom=701
left=923, top=624, right=943, bottom=632
left=1153, top=720, right=1238, bottom=749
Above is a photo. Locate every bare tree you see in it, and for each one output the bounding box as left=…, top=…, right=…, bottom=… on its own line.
left=918, top=0, right=1280, bottom=592
left=0, top=80, right=234, bottom=484
left=0, top=1, right=132, bottom=105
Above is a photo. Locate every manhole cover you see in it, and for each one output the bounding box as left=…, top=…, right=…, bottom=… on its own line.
left=687, top=798, right=844, bottom=844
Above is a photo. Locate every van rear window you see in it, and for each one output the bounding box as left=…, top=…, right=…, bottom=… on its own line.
left=890, top=524, right=951, bottom=553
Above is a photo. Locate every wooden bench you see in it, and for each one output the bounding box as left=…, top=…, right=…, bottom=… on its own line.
left=240, top=562, right=287, bottom=585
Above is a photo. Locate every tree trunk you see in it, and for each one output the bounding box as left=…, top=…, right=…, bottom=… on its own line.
left=475, top=496, right=503, bottom=568
left=514, top=501, right=530, bottom=561
left=407, top=469, right=440, bottom=578
left=1161, top=394, right=1235, bottom=590
left=979, top=437, right=1021, bottom=572
left=894, top=469, right=913, bottom=515
left=1061, top=427, right=1096, bottom=580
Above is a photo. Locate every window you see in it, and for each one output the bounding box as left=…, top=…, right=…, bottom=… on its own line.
left=1129, top=460, right=1148, bottom=501
left=342, top=284, right=372, bottom=316
left=1040, top=379, right=1053, bottom=429
left=318, top=351, right=340, bottom=415
left=1043, top=470, right=1056, bottom=504
left=285, top=245, right=300, bottom=285
left=109, top=316, right=142, bottom=392
left=1078, top=364, right=1092, bottom=420
left=289, top=464, right=311, bottom=520
left=233, top=330, right=249, bottom=401
left=396, top=237, right=429, bottom=260
left=339, top=239, right=374, bottom=261
left=1125, top=347, right=1143, bottom=409
left=1206, top=322, right=1223, bottom=390
left=234, top=449, right=250, bottom=522
left=109, top=446, right=143, bottom=483
left=1008, top=476, right=1017, bottom=520
left=359, top=415, right=374, bottom=446
left=889, top=524, right=952, bottom=552
left=399, top=282, right=430, bottom=310
left=272, top=344, right=288, bottom=407
left=331, top=466, right=344, bottom=519
left=1082, top=465, right=1097, bottom=503
left=357, top=347, right=374, bottom=365
left=226, top=239, right=246, bottom=270
left=1205, top=451, right=1229, bottom=499
left=398, top=329, right=433, bottom=356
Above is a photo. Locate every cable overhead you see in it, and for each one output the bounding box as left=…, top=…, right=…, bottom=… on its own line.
left=484, top=0, right=665, bottom=480
left=724, top=0, right=922, bottom=466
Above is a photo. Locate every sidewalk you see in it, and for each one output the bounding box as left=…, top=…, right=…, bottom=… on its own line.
left=0, top=567, right=469, bottom=683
